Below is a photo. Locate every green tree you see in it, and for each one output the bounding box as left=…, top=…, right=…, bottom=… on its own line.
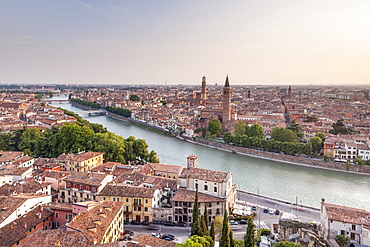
left=208, top=119, right=221, bottom=138
left=315, top=132, right=326, bottom=142
left=210, top=220, right=215, bottom=241
left=234, top=121, right=246, bottom=137
left=271, top=127, right=298, bottom=142
left=177, top=235, right=213, bottom=247
left=191, top=188, right=202, bottom=236
left=195, top=127, right=205, bottom=137
left=244, top=216, right=255, bottom=247
left=130, top=94, right=140, bottom=101
left=309, top=136, right=323, bottom=154
left=335, top=235, right=349, bottom=247
left=355, top=156, right=365, bottom=166
left=223, top=132, right=233, bottom=143
left=322, top=154, right=330, bottom=162
left=247, top=123, right=265, bottom=139
left=220, top=209, right=230, bottom=247
left=274, top=242, right=303, bottom=247
left=287, top=120, right=303, bottom=138
left=212, top=215, right=224, bottom=240
left=229, top=230, right=235, bottom=247
left=203, top=205, right=209, bottom=236
left=330, top=119, right=355, bottom=135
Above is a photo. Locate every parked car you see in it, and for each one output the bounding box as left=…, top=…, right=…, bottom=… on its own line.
left=161, top=234, right=175, bottom=241
left=131, top=220, right=141, bottom=225
left=275, top=209, right=280, bottom=215
left=263, top=208, right=269, bottom=213
left=252, top=206, right=257, bottom=211
left=240, top=220, right=247, bottom=225
left=230, top=220, right=239, bottom=225
left=122, top=230, right=134, bottom=236
left=164, top=221, right=176, bottom=226
left=269, top=209, right=275, bottom=215
left=141, top=221, right=150, bottom=225
left=176, top=222, right=187, bottom=227
left=150, top=233, right=161, bottom=238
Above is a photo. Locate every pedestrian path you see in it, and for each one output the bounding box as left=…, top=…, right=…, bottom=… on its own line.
left=254, top=220, right=269, bottom=230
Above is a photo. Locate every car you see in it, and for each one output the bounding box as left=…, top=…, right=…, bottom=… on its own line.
left=122, top=230, right=134, bottom=236
left=269, top=209, right=275, bottom=215
left=164, top=221, right=176, bottom=226
left=150, top=233, right=161, bottom=238
left=176, top=222, right=187, bottom=227
left=230, top=220, right=239, bottom=225
left=131, top=220, right=141, bottom=225
left=263, top=208, right=268, bottom=213
left=240, top=220, right=247, bottom=225
left=275, top=209, right=280, bottom=215
left=251, top=206, right=257, bottom=211
left=141, top=221, right=150, bottom=225
left=161, top=234, right=175, bottom=241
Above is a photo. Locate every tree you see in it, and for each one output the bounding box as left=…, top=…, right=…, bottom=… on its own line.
left=212, top=215, right=224, bottom=240
left=229, top=230, right=235, bottom=247
left=322, top=154, right=330, bottom=162
left=210, top=220, right=215, bottom=241
left=247, top=123, right=264, bottom=139
left=330, top=119, right=355, bottom=135
left=335, top=235, right=349, bottom=247
left=223, top=132, right=233, bottom=143
left=195, top=127, right=205, bottom=137
left=273, top=241, right=303, bottom=247
left=130, top=94, right=140, bottom=101
left=309, top=136, right=323, bottom=154
left=191, top=188, right=202, bottom=236
left=208, top=119, right=221, bottom=138
left=271, top=127, right=298, bottom=143
left=234, top=121, right=246, bottom=137
left=177, top=235, right=213, bottom=247
left=315, top=132, right=326, bottom=142
left=203, top=205, right=209, bottom=236
left=287, top=120, right=303, bottom=138
left=220, top=209, right=230, bottom=247
left=244, top=216, right=255, bottom=247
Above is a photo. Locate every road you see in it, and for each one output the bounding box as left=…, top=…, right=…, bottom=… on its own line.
left=236, top=190, right=321, bottom=231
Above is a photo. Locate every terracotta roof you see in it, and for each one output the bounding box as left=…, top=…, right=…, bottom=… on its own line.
left=40, top=170, right=72, bottom=180
left=173, top=187, right=225, bottom=203
left=179, top=167, right=230, bottom=183
left=67, top=201, right=125, bottom=244
left=325, top=203, right=370, bottom=226
left=0, top=196, right=27, bottom=225
left=99, top=185, right=156, bottom=198
left=0, top=151, right=24, bottom=163
left=63, top=172, right=109, bottom=186
left=148, top=163, right=185, bottom=175
left=57, top=152, right=104, bottom=162
left=0, top=206, right=53, bottom=246
left=0, top=179, right=50, bottom=196
left=133, top=235, right=176, bottom=247
left=18, top=229, right=93, bottom=247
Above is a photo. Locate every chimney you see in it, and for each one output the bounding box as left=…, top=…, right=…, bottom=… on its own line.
left=321, top=198, right=325, bottom=212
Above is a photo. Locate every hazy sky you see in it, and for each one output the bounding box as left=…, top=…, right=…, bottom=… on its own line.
left=1, top=1, right=369, bottom=85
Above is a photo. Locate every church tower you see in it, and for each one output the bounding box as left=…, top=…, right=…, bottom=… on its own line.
left=222, top=75, right=232, bottom=129
left=201, top=76, right=207, bottom=101
left=288, top=85, right=292, bottom=98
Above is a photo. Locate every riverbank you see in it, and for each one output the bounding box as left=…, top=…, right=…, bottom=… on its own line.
left=70, top=101, right=370, bottom=176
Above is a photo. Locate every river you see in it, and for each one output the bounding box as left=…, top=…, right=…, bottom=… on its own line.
left=49, top=97, right=370, bottom=211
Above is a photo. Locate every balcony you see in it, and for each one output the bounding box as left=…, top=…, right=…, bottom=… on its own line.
left=133, top=202, right=143, bottom=206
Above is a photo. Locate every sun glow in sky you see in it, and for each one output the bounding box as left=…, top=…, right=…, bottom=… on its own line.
left=1, top=0, right=369, bottom=85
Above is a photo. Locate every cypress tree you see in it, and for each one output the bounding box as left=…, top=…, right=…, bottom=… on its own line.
left=244, top=216, right=255, bottom=247
left=204, top=205, right=209, bottom=235
left=199, top=214, right=205, bottom=237
left=229, top=230, right=235, bottom=247
left=191, top=187, right=201, bottom=236
left=210, top=220, right=215, bottom=241
left=220, top=209, right=230, bottom=247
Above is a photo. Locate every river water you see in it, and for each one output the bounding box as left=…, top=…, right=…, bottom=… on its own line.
left=50, top=97, right=370, bottom=211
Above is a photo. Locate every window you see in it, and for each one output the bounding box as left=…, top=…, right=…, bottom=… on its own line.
left=195, top=183, right=198, bottom=189
left=138, top=207, right=142, bottom=212
left=145, top=207, right=148, bottom=212
left=209, top=203, right=212, bottom=207
left=341, top=230, right=345, bottom=235
left=86, top=186, right=89, bottom=191
left=67, top=183, right=70, bottom=188
left=56, top=212, right=59, bottom=218
left=204, top=185, right=208, bottom=191
left=352, top=225, right=356, bottom=231
left=79, top=185, right=83, bottom=190
left=126, top=198, right=129, bottom=202
left=116, top=198, right=120, bottom=202
left=145, top=199, right=148, bottom=204
left=214, top=187, right=217, bottom=192
left=92, top=187, right=96, bottom=193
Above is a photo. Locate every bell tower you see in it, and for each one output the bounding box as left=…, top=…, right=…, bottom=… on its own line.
left=222, top=75, right=232, bottom=128
left=201, top=76, right=207, bottom=101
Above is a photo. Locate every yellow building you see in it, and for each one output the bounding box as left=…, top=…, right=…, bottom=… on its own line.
left=57, top=152, right=104, bottom=172
left=98, top=185, right=160, bottom=223
left=66, top=201, right=125, bottom=244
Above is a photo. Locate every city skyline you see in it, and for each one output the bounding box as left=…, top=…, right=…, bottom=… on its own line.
left=1, top=0, right=369, bottom=85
